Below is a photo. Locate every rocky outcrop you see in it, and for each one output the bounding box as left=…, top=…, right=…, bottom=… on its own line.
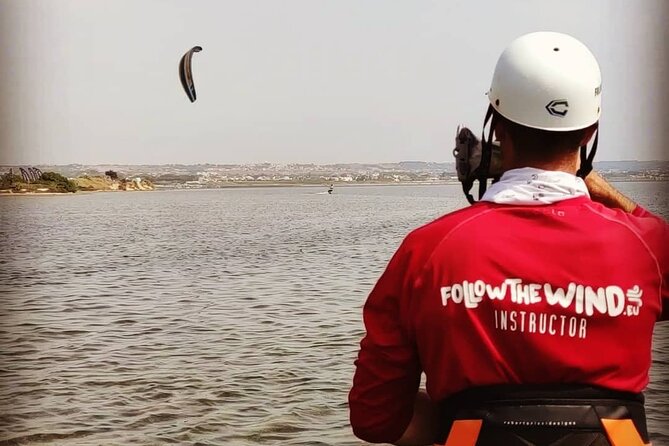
left=73, top=176, right=154, bottom=192
left=119, top=177, right=154, bottom=191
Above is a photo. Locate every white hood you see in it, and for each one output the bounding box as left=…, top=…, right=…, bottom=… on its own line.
left=481, top=167, right=590, bottom=205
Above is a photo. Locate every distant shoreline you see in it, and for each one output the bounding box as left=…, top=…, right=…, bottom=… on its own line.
left=150, top=177, right=669, bottom=191
left=0, top=189, right=149, bottom=197
left=2, top=178, right=667, bottom=196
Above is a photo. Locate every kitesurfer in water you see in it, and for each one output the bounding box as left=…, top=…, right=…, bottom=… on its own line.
left=328, top=184, right=334, bottom=194
left=349, top=32, right=668, bottom=446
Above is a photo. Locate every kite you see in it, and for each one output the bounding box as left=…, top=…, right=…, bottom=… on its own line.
left=179, top=46, right=203, bottom=102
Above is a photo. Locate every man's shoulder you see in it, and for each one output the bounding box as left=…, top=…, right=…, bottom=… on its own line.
left=404, top=203, right=493, bottom=247
left=582, top=201, right=668, bottom=236
left=573, top=201, right=669, bottom=266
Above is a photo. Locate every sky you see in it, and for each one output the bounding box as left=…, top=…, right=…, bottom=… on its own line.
left=0, top=0, right=667, bottom=165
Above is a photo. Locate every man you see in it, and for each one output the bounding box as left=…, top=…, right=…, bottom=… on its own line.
left=349, top=32, right=668, bottom=446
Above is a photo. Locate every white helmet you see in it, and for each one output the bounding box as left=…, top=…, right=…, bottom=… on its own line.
left=488, top=31, right=602, bottom=131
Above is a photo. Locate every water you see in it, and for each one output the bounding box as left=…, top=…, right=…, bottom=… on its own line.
left=0, top=183, right=667, bottom=445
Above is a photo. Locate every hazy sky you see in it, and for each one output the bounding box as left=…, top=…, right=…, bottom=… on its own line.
left=0, top=0, right=667, bottom=165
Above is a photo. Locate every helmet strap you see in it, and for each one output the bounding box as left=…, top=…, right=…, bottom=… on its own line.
left=477, top=104, right=497, bottom=200
left=576, top=124, right=599, bottom=178
left=463, top=180, right=476, bottom=205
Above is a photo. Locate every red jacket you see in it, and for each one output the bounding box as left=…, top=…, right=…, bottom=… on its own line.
left=349, top=196, right=669, bottom=444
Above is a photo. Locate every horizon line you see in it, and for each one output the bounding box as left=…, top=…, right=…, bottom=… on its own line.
left=1, top=159, right=668, bottom=167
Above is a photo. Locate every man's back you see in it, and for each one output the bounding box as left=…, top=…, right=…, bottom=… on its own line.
left=349, top=188, right=668, bottom=444
left=405, top=196, right=667, bottom=401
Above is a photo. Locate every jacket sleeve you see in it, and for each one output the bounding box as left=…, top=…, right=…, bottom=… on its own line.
left=349, top=239, right=422, bottom=444
left=632, top=205, right=669, bottom=321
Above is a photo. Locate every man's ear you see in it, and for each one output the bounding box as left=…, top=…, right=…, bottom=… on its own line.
left=494, top=120, right=515, bottom=172
left=494, top=120, right=507, bottom=143
left=579, top=123, right=598, bottom=146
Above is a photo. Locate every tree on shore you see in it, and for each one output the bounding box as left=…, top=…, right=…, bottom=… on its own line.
left=0, top=173, right=23, bottom=189
left=39, top=172, right=79, bottom=193
left=105, top=170, right=119, bottom=180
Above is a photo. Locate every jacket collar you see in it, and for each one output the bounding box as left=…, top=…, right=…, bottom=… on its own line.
left=481, top=167, right=590, bottom=205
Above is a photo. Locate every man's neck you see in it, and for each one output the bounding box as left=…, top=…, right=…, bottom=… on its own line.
left=508, top=157, right=579, bottom=176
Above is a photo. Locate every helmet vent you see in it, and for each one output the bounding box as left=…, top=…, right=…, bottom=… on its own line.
left=495, top=99, right=500, bottom=106
left=553, top=47, right=560, bottom=51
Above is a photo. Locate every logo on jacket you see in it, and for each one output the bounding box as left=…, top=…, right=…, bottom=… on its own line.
left=440, top=279, right=645, bottom=340
left=545, top=99, right=569, bottom=117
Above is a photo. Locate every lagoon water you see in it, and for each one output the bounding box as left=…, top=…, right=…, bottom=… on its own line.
left=1, top=183, right=668, bottom=445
